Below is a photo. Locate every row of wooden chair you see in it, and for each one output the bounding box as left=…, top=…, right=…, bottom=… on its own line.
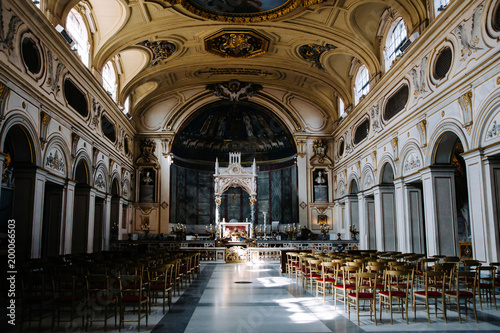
left=285, top=251, right=498, bottom=325
left=20, top=251, right=201, bottom=331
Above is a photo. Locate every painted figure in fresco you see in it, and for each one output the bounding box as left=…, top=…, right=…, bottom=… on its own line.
left=203, top=0, right=264, bottom=13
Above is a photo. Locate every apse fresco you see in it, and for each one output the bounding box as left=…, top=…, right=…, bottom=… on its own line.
left=190, top=0, right=289, bottom=13
left=172, top=101, right=296, bottom=164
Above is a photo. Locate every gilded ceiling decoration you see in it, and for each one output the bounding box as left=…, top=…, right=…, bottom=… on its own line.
left=138, top=40, right=176, bottom=66
left=298, top=43, right=337, bottom=70
left=206, top=79, right=262, bottom=101
left=163, top=0, right=324, bottom=22
left=205, top=30, right=269, bottom=58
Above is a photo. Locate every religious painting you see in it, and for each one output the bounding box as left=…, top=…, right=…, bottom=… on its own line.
left=190, top=0, right=289, bottom=13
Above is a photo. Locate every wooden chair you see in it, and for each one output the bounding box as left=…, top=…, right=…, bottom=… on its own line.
left=379, top=270, right=411, bottom=324
left=413, top=271, right=447, bottom=323
left=347, top=272, right=378, bottom=325
left=118, top=274, right=149, bottom=331
left=85, top=274, right=118, bottom=331
left=303, top=259, right=322, bottom=294
left=477, top=266, right=497, bottom=310
left=445, top=271, right=478, bottom=323
left=149, top=264, right=174, bottom=314
left=52, top=274, right=85, bottom=330
left=334, top=264, right=360, bottom=311
left=20, top=272, right=53, bottom=330
left=315, top=262, right=336, bottom=302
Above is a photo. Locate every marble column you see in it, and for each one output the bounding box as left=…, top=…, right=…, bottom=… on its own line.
left=393, top=179, right=408, bottom=252
left=103, top=194, right=112, bottom=250
left=463, top=151, right=500, bottom=263
left=62, top=180, right=76, bottom=254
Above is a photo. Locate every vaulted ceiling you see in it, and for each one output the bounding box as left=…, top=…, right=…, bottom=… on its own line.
left=43, top=0, right=428, bottom=131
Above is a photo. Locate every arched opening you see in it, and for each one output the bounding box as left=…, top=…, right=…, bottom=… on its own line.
left=72, top=159, right=91, bottom=254
left=347, top=179, right=359, bottom=240
left=110, top=178, right=121, bottom=241
left=170, top=100, right=298, bottom=234
left=354, top=65, right=369, bottom=105
left=378, top=163, right=397, bottom=251
left=431, top=131, right=470, bottom=256
left=1, top=124, right=37, bottom=260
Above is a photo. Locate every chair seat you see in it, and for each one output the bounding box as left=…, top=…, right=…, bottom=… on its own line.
left=315, top=278, right=336, bottom=282
left=445, top=290, right=473, bottom=297
left=122, top=296, right=148, bottom=302
left=380, top=290, right=407, bottom=297
left=55, top=295, right=84, bottom=302
left=88, top=295, right=117, bottom=303
left=348, top=292, right=374, bottom=298
left=334, top=284, right=355, bottom=289
left=151, top=284, right=172, bottom=290
left=414, top=290, right=442, bottom=297
left=304, top=274, right=321, bottom=278
left=479, top=283, right=493, bottom=288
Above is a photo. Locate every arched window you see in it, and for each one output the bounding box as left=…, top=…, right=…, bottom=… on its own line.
left=338, top=97, right=346, bottom=120
left=354, top=65, right=369, bottom=105
left=66, top=9, right=90, bottom=67
left=123, top=96, right=130, bottom=115
left=385, top=18, right=407, bottom=71
left=435, top=0, right=451, bottom=17
left=102, top=61, right=117, bottom=102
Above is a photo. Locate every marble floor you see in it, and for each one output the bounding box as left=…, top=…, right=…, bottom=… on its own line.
left=3, top=262, right=500, bottom=332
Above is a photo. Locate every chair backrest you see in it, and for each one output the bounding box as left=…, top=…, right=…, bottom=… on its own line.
left=119, top=274, right=145, bottom=298
left=421, top=271, right=446, bottom=293
left=462, top=259, right=482, bottom=272
left=452, top=271, right=477, bottom=295
left=383, top=269, right=410, bottom=294
left=477, top=266, right=496, bottom=284
left=353, top=272, right=377, bottom=295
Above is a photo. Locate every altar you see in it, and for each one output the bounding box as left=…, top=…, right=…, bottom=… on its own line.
left=220, top=222, right=253, bottom=239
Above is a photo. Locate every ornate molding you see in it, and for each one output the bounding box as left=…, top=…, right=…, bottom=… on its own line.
left=458, top=91, right=473, bottom=130
left=95, top=173, right=105, bottom=191
left=417, top=119, right=427, bottom=148
left=486, top=120, right=500, bottom=140
left=205, top=30, right=269, bottom=58
left=206, top=79, right=262, bottom=101
left=453, top=5, right=484, bottom=61
left=136, top=139, right=159, bottom=167
left=410, top=56, right=428, bottom=96
left=46, top=150, right=65, bottom=173
left=370, top=103, right=380, bottom=131
left=71, top=133, right=80, bottom=160
left=364, top=173, right=374, bottom=189
left=391, top=137, right=399, bottom=161
left=404, top=152, right=422, bottom=174
left=162, top=0, right=324, bottom=23
left=46, top=50, right=64, bottom=95
left=310, top=139, right=333, bottom=167
left=0, top=1, right=23, bottom=55
left=138, top=40, right=176, bottom=66
left=298, top=43, right=336, bottom=70
left=40, top=111, right=51, bottom=150
left=90, top=98, right=103, bottom=129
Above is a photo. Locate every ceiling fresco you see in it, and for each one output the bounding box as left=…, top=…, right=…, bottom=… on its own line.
left=190, top=0, right=289, bottom=13
left=172, top=101, right=297, bottom=164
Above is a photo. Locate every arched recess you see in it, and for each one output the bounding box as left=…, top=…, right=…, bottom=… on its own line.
left=109, top=172, right=121, bottom=241
left=41, top=134, right=71, bottom=258
left=169, top=100, right=299, bottom=230
left=378, top=162, right=397, bottom=251
left=429, top=130, right=470, bottom=256
left=1, top=122, right=38, bottom=261
left=346, top=177, right=360, bottom=239
left=72, top=153, right=92, bottom=254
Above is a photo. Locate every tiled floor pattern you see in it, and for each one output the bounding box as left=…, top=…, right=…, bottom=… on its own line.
left=3, top=262, right=500, bottom=332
